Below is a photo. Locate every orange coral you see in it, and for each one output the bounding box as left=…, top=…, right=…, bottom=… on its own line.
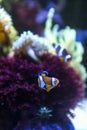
left=0, top=23, right=10, bottom=45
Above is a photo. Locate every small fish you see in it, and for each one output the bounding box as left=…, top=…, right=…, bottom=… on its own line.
left=55, top=45, right=72, bottom=62
left=38, top=71, right=59, bottom=92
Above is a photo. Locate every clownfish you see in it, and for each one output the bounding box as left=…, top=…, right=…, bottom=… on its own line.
left=38, top=71, right=59, bottom=92
left=54, top=45, right=72, bottom=62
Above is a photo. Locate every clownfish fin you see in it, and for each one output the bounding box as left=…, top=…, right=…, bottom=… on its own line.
left=46, top=85, right=53, bottom=92
left=39, top=71, right=48, bottom=77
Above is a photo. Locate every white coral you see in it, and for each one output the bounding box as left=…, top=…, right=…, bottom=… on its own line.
left=12, top=31, right=48, bottom=61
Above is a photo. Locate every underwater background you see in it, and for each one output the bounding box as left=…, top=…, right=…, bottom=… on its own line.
left=0, top=0, right=87, bottom=130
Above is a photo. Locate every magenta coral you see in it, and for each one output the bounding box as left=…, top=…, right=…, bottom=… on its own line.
left=0, top=54, right=85, bottom=119
left=0, top=55, right=42, bottom=110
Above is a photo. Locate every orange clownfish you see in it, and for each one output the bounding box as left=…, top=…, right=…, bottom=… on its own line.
left=55, top=45, right=72, bottom=62
left=38, top=71, right=59, bottom=92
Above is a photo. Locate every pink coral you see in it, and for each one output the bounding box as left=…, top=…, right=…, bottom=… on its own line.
left=0, top=54, right=85, bottom=116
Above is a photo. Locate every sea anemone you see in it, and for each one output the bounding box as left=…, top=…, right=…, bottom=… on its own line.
left=0, top=52, right=85, bottom=129
left=0, top=52, right=85, bottom=114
